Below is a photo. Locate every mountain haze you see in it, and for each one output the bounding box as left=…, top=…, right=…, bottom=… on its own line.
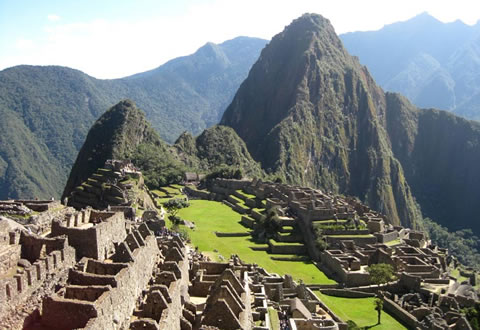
left=340, top=12, right=480, bottom=120
left=0, top=37, right=267, bottom=200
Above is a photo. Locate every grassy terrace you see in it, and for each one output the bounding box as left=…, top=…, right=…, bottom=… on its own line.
left=326, top=234, right=374, bottom=238
left=177, top=200, right=335, bottom=284
left=229, top=194, right=250, bottom=209
left=315, top=292, right=407, bottom=330
left=268, top=239, right=303, bottom=247
left=385, top=239, right=402, bottom=246
left=235, top=189, right=256, bottom=199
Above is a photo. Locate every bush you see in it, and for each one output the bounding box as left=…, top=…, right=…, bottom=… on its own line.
left=316, top=237, right=328, bottom=251
left=203, top=165, right=243, bottom=188
left=168, top=215, right=182, bottom=225
left=164, top=198, right=190, bottom=217
left=367, top=263, right=395, bottom=285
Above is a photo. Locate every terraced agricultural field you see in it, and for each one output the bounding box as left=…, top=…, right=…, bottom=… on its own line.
left=177, top=200, right=336, bottom=284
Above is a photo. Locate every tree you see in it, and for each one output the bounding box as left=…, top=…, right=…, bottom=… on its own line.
left=346, top=320, right=360, bottom=330
left=164, top=198, right=190, bottom=217
left=367, top=263, right=395, bottom=285
left=252, top=206, right=282, bottom=242
left=374, top=297, right=383, bottom=324
left=315, top=238, right=328, bottom=251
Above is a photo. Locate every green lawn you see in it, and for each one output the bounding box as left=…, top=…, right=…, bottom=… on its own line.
left=177, top=200, right=336, bottom=284
left=315, top=292, right=407, bottom=330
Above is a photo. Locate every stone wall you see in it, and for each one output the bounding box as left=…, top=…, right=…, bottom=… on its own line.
left=51, top=211, right=126, bottom=261
left=374, top=230, right=398, bottom=243
left=382, top=297, right=419, bottom=329
left=326, top=236, right=378, bottom=246
left=319, top=289, right=375, bottom=298
left=0, top=239, right=76, bottom=318
left=41, top=224, right=159, bottom=329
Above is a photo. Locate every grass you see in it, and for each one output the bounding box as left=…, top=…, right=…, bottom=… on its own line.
left=236, top=189, right=256, bottom=199
left=385, top=239, right=402, bottom=246
left=268, top=239, right=304, bottom=247
left=315, top=292, right=408, bottom=330
left=177, top=200, right=335, bottom=284
left=326, top=234, right=374, bottom=238
left=151, top=189, right=168, bottom=198
left=268, top=307, right=279, bottom=330
left=161, top=185, right=183, bottom=195
left=450, top=267, right=478, bottom=288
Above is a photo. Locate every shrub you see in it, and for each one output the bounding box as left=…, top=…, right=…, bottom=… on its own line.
left=164, top=198, right=190, bottom=217
left=367, top=263, right=395, bottom=285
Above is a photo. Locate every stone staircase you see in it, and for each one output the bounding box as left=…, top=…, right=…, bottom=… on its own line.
left=68, top=168, right=129, bottom=210
left=224, top=189, right=309, bottom=259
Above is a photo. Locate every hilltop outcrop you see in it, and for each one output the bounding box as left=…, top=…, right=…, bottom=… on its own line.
left=62, top=100, right=180, bottom=199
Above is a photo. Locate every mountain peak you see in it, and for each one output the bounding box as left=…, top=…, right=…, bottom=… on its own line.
left=62, top=99, right=165, bottom=199
left=221, top=13, right=419, bottom=228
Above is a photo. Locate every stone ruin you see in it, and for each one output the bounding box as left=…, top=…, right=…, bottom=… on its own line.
left=185, top=177, right=479, bottom=329
left=1, top=174, right=479, bottom=329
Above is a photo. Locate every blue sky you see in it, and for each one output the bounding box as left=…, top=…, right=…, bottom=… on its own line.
left=1, top=0, right=479, bottom=79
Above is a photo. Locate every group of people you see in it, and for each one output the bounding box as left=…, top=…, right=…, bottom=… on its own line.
left=156, top=226, right=179, bottom=237
left=279, top=310, right=290, bottom=330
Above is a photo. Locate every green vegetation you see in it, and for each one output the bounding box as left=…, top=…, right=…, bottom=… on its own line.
left=463, top=302, right=480, bottom=330
left=176, top=126, right=264, bottom=179
left=268, top=307, right=280, bottom=330
left=177, top=200, right=335, bottom=284
left=164, top=197, right=190, bottom=219
left=326, top=235, right=374, bottom=238
left=0, top=37, right=267, bottom=200
left=315, top=292, right=407, bottom=329
left=367, top=264, right=395, bottom=285
left=252, top=206, right=282, bottom=242
left=423, top=218, right=480, bottom=270
left=385, top=239, right=402, bottom=246
left=131, top=143, right=184, bottom=189
left=374, top=297, right=384, bottom=324
left=236, top=189, right=256, bottom=199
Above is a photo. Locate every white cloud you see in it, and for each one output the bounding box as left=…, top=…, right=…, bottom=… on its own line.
left=47, top=14, right=60, bottom=22
left=2, top=1, right=479, bottom=78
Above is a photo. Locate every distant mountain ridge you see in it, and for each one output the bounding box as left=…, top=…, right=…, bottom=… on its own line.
left=340, top=12, right=480, bottom=119
left=222, top=13, right=480, bottom=234
left=0, top=36, right=267, bottom=199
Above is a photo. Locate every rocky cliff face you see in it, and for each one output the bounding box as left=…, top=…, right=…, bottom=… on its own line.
left=222, top=14, right=422, bottom=227
left=385, top=93, right=480, bottom=232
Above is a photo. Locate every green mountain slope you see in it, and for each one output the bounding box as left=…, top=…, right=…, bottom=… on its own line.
left=62, top=99, right=179, bottom=199
left=385, top=93, right=480, bottom=232
left=0, top=37, right=267, bottom=200
left=64, top=100, right=262, bottom=201
left=221, top=13, right=420, bottom=228
left=222, top=13, right=480, bottom=234
left=174, top=125, right=263, bottom=177
left=340, top=12, right=480, bottom=120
